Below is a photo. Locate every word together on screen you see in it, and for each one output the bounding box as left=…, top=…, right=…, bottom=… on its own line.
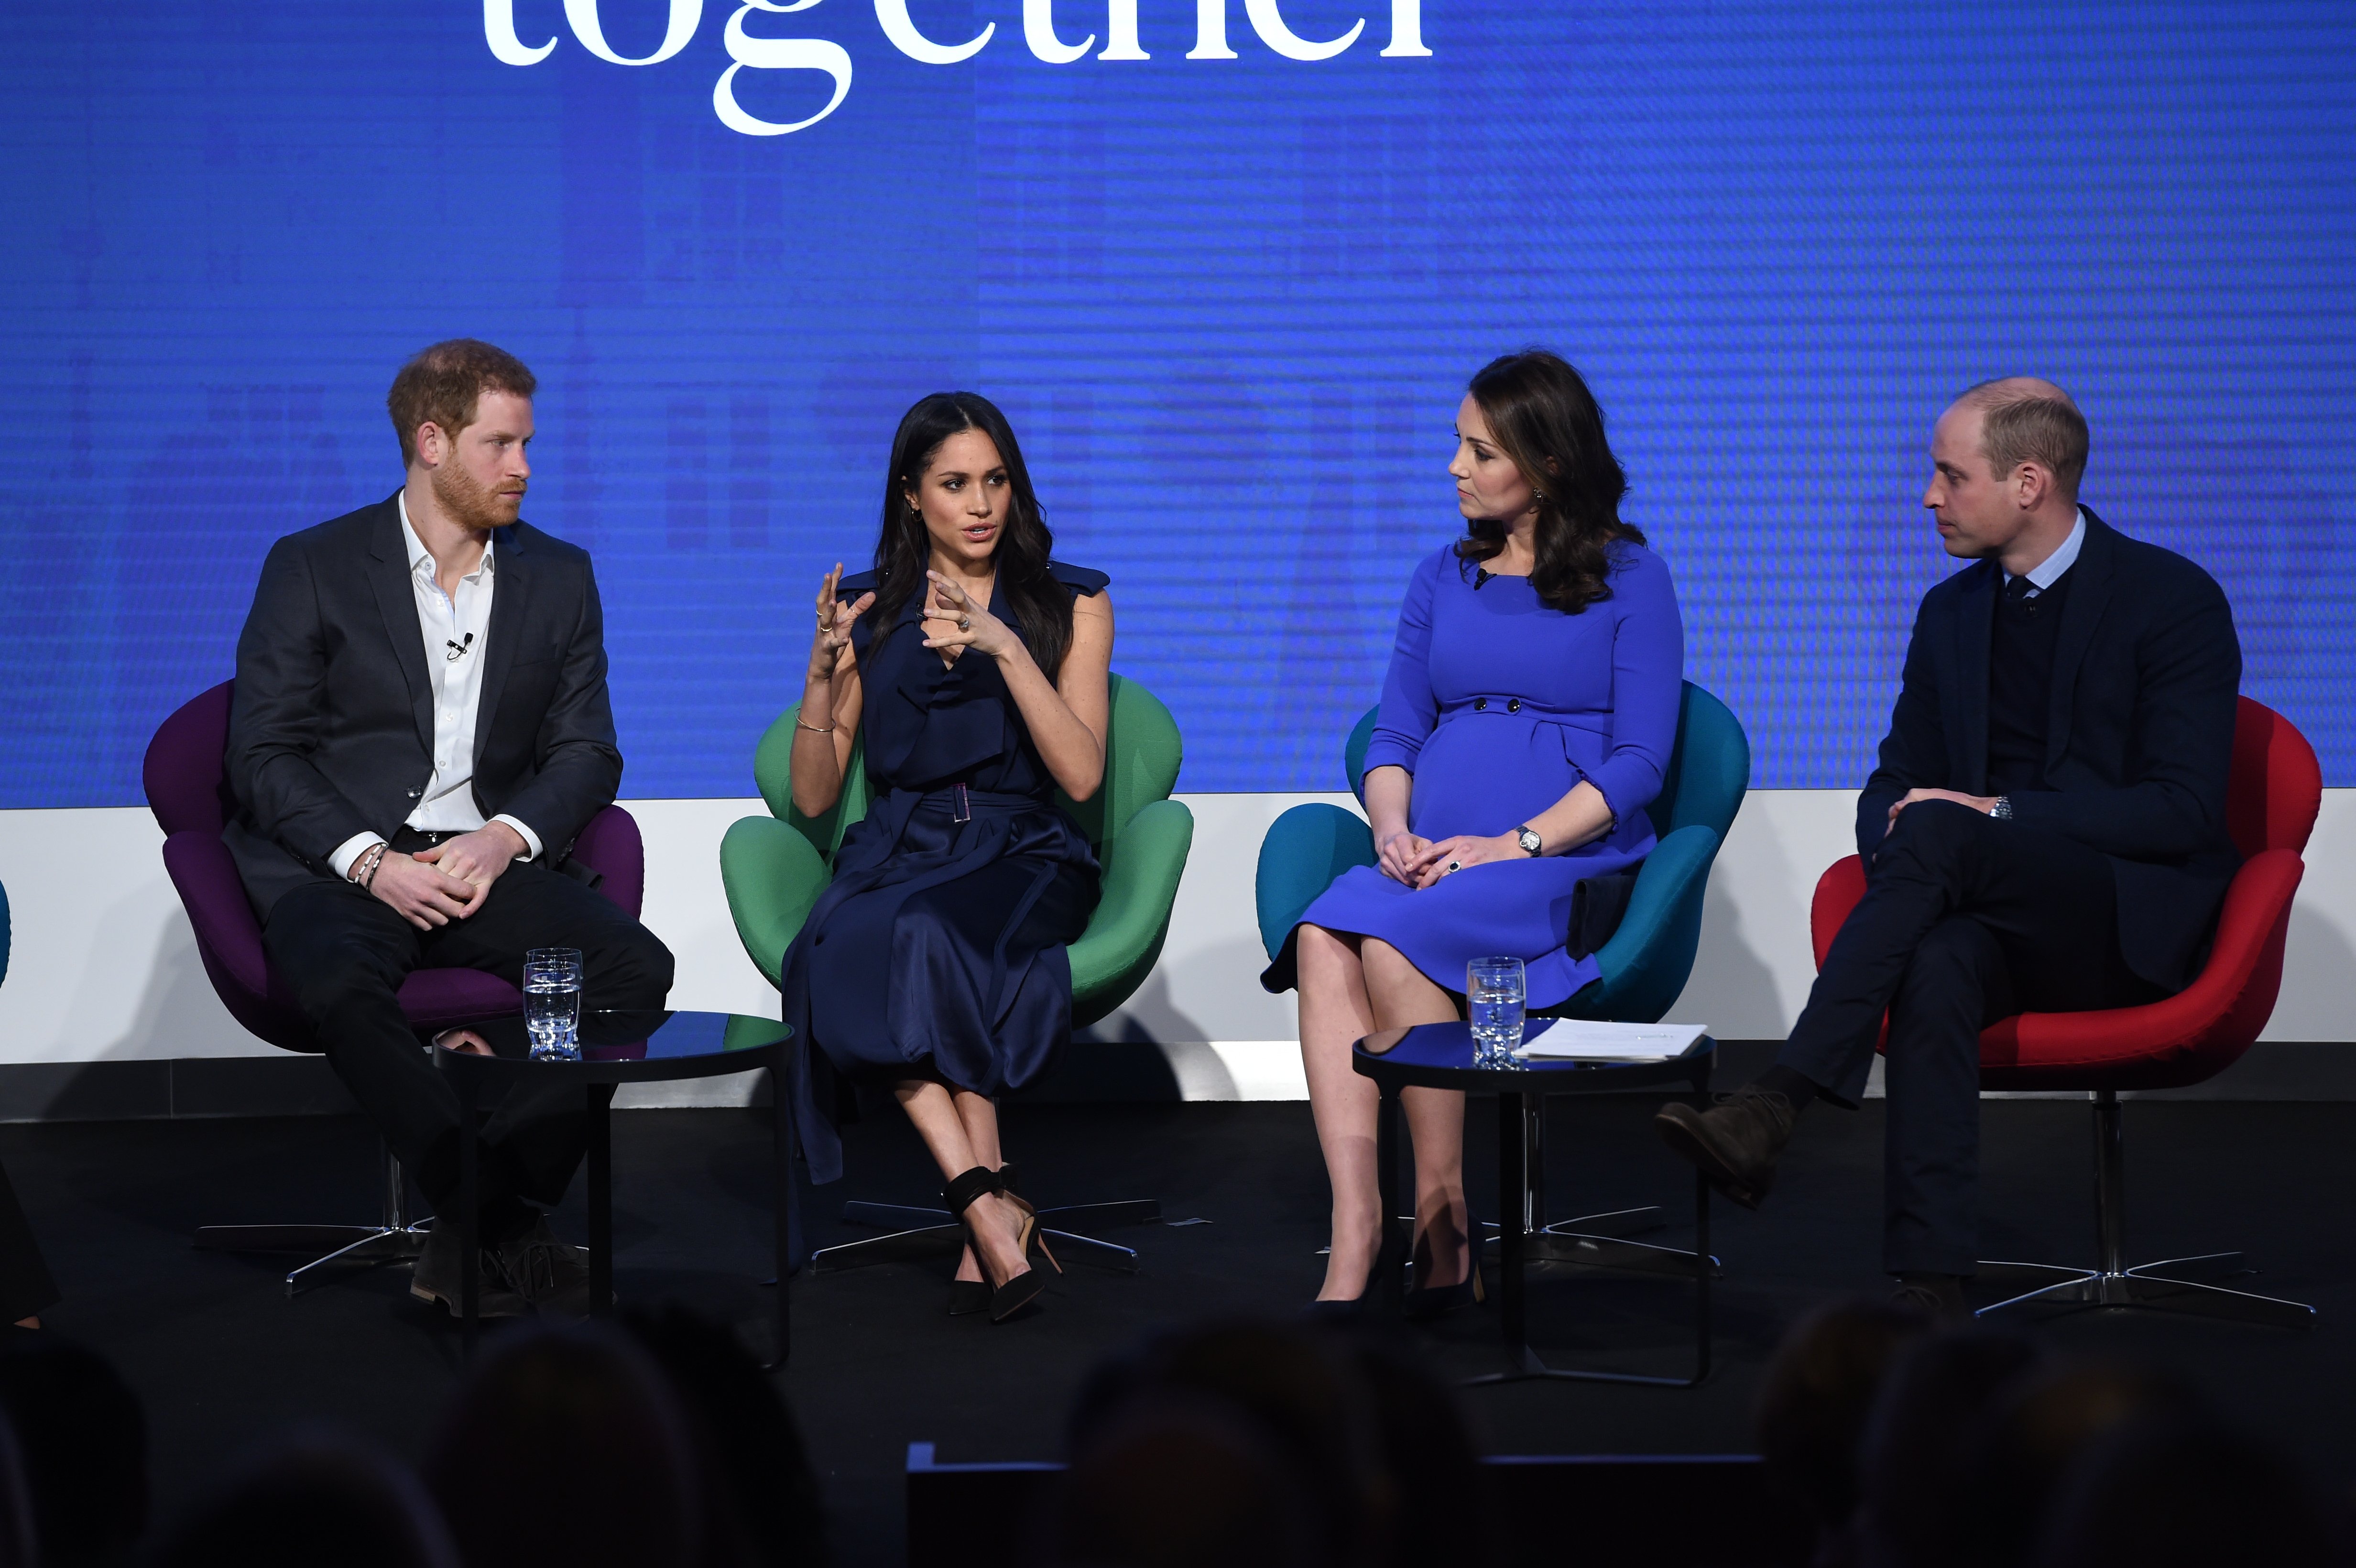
left=483, top=0, right=1433, bottom=137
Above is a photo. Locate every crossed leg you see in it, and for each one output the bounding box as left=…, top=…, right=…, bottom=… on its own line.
left=892, top=1074, right=1028, bottom=1289
left=1297, top=926, right=1468, bottom=1301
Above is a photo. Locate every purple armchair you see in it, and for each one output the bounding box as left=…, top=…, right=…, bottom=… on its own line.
left=144, top=681, right=646, bottom=1293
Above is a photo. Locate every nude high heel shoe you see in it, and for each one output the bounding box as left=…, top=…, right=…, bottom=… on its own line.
left=992, top=1163, right=1061, bottom=1274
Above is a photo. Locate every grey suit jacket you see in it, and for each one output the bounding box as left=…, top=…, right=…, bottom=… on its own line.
left=225, top=494, right=623, bottom=917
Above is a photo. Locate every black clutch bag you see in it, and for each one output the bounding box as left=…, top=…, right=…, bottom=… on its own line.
left=1567, top=871, right=1636, bottom=960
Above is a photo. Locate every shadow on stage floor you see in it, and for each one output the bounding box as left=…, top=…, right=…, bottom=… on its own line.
left=6, top=1093, right=2353, bottom=1567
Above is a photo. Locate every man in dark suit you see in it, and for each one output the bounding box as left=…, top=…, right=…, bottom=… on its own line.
left=1654, top=378, right=2240, bottom=1318
left=229, top=339, right=674, bottom=1317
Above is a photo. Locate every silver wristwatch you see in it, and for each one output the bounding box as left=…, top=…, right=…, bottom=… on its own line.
left=1990, top=796, right=2013, bottom=820
left=1515, top=824, right=1543, bottom=856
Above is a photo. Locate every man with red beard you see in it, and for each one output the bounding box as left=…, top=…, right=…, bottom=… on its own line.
left=226, top=340, right=673, bottom=1318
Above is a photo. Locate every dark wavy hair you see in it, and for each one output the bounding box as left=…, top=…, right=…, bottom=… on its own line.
left=1454, top=350, right=1643, bottom=614
left=867, top=392, right=1074, bottom=681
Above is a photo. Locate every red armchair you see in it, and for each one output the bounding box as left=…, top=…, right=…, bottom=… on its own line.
left=145, top=681, right=646, bottom=1295
left=1809, top=697, right=2318, bottom=1327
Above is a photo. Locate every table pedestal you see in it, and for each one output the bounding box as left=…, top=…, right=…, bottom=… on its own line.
left=1371, top=1067, right=1715, bottom=1388
left=444, top=1028, right=794, bottom=1368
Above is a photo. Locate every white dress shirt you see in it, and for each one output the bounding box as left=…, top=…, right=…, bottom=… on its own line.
left=2003, top=508, right=2086, bottom=599
left=327, top=493, right=543, bottom=879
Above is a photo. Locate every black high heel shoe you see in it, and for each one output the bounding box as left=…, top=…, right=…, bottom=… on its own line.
left=1401, top=1214, right=1487, bottom=1323
left=1302, top=1232, right=1390, bottom=1322
left=948, top=1166, right=1056, bottom=1315
left=945, top=1166, right=1045, bottom=1324
left=948, top=1254, right=990, bottom=1318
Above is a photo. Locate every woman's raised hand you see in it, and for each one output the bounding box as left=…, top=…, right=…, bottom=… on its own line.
left=921, top=570, right=1018, bottom=662
left=809, top=563, right=876, bottom=682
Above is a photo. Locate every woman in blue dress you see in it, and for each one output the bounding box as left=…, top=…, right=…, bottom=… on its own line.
left=1263, top=351, right=1684, bottom=1309
left=782, top=392, right=1112, bottom=1324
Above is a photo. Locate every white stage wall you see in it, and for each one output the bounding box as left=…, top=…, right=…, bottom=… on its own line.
left=7, top=793, right=2354, bottom=1099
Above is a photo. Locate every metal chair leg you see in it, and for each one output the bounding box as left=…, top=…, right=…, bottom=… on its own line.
left=809, top=1220, right=964, bottom=1274
left=193, top=1142, right=433, bottom=1297
left=819, top=1194, right=1159, bottom=1275
left=1976, top=1091, right=2313, bottom=1329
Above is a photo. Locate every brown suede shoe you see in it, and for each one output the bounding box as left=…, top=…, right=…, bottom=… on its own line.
left=1653, top=1084, right=1796, bottom=1209
left=410, top=1220, right=530, bottom=1318
left=494, top=1218, right=596, bottom=1320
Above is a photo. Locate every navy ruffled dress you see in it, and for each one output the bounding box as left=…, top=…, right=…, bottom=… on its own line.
left=782, top=562, right=1106, bottom=1184
left=1264, top=543, right=1683, bottom=1010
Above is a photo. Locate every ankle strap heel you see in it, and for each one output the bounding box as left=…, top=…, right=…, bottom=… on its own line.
left=943, top=1166, right=998, bottom=1217
left=942, top=1166, right=1044, bottom=1324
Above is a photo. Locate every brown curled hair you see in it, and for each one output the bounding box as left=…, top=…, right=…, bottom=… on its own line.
left=1455, top=349, right=1644, bottom=614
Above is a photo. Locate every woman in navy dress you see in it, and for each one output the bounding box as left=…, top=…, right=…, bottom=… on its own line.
left=1264, top=351, right=1684, bottom=1308
left=782, top=392, right=1112, bottom=1323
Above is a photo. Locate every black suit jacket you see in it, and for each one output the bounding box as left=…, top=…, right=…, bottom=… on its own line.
left=1857, top=509, right=2242, bottom=992
left=225, top=494, right=623, bottom=916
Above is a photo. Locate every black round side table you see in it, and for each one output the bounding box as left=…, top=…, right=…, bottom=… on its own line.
left=1352, top=1021, right=1717, bottom=1387
left=434, top=1009, right=793, bottom=1364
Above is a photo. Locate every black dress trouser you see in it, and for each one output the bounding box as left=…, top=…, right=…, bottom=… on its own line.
left=261, top=856, right=675, bottom=1241
left=1777, top=800, right=2167, bottom=1275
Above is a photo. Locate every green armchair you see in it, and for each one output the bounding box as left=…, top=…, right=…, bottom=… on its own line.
left=720, top=672, right=1195, bottom=1270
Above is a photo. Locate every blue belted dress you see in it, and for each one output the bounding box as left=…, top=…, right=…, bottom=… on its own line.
left=1263, top=541, right=1683, bottom=1010
left=781, top=562, right=1106, bottom=1184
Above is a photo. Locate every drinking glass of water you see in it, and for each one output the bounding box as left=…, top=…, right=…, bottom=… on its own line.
left=1467, top=956, right=1527, bottom=1069
left=524, top=947, right=584, bottom=1061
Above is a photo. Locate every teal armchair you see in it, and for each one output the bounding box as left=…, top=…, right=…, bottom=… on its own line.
left=720, top=672, right=1196, bottom=1269
left=1254, top=680, right=1749, bottom=1022
left=1253, top=682, right=1751, bottom=1274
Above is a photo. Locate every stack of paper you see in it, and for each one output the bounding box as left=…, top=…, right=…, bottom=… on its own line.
left=1518, top=1020, right=1710, bottom=1061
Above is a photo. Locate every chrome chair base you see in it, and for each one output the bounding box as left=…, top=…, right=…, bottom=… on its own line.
left=1975, top=1251, right=2313, bottom=1329
left=1973, top=1090, right=2314, bottom=1331
left=192, top=1143, right=428, bottom=1298
left=194, top=1222, right=433, bottom=1297
left=813, top=1197, right=1157, bottom=1274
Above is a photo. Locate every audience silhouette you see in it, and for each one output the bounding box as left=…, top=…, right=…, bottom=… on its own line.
left=0, top=1304, right=2338, bottom=1568
left=143, top=1428, right=455, bottom=1568
left=0, top=1337, right=146, bottom=1568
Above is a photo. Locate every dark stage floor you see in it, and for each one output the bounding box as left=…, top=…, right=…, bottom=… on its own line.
left=7, top=1093, right=2354, bottom=1567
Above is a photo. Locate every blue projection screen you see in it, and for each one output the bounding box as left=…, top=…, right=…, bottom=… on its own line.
left=2, top=2, right=2351, bottom=805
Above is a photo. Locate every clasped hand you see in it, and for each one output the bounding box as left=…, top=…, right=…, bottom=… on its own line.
left=920, top=570, right=1018, bottom=661
left=1378, top=830, right=1519, bottom=889
left=365, top=821, right=528, bottom=930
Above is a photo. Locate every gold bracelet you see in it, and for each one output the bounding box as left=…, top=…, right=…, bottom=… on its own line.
left=796, top=717, right=835, bottom=735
